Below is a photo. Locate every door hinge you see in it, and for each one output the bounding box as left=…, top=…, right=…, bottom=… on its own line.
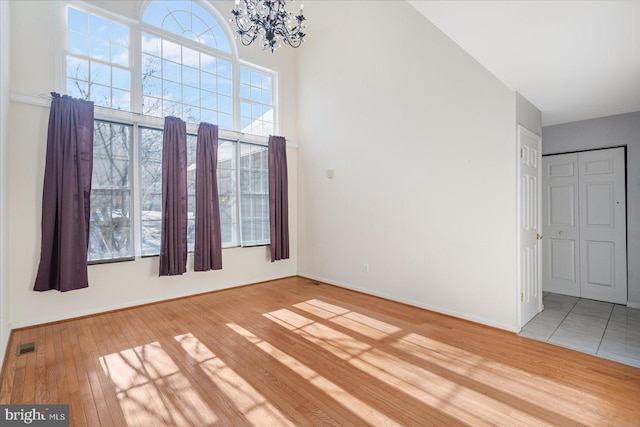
left=520, top=148, right=524, bottom=158
left=520, top=293, right=524, bottom=303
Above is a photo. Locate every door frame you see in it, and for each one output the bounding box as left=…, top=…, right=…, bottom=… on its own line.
left=516, top=125, right=543, bottom=330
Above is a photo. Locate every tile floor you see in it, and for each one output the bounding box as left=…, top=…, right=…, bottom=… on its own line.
left=519, top=292, right=640, bottom=368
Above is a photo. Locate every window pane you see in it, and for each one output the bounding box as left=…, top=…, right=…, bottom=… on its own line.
left=67, top=56, right=89, bottom=80
left=142, top=54, right=162, bottom=79
left=67, top=78, right=88, bottom=99
left=239, top=67, right=274, bottom=137
left=186, top=135, right=197, bottom=252
left=90, top=37, right=110, bottom=61
left=218, top=140, right=237, bottom=247
left=162, top=39, right=181, bottom=63
left=89, top=15, right=110, bottom=40
left=89, top=121, right=134, bottom=261
left=183, top=66, right=199, bottom=87
left=90, top=62, right=110, bottom=86
left=201, top=54, right=216, bottom=74
left=218, top=77, right=232, bottom=96
left=162, top=59, right=181, bottom=83
left=142, top=96, right=162, bottom=116
left=112, top=23, right=129, bottom=46
left=112, top=88, right=131, bottom=111
left=67, top=7, right=131, bottom=111
left=218, top=113, right=232, bottom=131
left=239, top=143, right=269, bottom=246
left=140, top=128, right=164, bottom=256
left=112, top=67, right=131, bottom=91
left=112, top=45, right=129, bottom=67
left=68, top=8, right=88, bottom=34
left=68, top=32, right=89, bottom=56
left=139, top=128, right=197, bottom=255
left=141, top=32, right=162, bottom=56
left=163, top=80, right=182, bottom=103
left=90, top=83, right=111, bottom=108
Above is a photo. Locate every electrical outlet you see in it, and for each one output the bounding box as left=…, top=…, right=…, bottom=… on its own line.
left=363, top=263, right=370, bottom=273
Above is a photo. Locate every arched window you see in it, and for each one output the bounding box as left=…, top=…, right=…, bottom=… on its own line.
left=141, top=0, right=235, bottom=129
left=142, top=0, right=231, bottom=53
left=66, top=0, right=275, bottom=136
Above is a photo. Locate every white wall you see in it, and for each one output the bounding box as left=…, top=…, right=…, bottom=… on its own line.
left=8, top=0, right=298, bottom=328
left=516, top=92, right=542, bottom=136
left=297, top=1, right=519, bottom=331
left=542, top=111, right=640, bottom=307
left=0, top=0, right=11, bottom=367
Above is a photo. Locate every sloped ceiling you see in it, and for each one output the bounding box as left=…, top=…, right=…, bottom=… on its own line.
left=409, top=0, right=640, bottom=126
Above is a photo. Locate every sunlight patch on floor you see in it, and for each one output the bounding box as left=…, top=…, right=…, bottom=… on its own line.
left=394, top=331, right=606, bottom=420
left=265, top=306, right=559, bottom=426
left=226, top=322, right=402, bottom=427
left=99, top=341, right=218, bottom=426
left=174, top=333, right=296, bottom=427
left=294, top=299, right=401, bottom=340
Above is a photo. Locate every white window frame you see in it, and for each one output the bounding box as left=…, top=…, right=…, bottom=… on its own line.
left=60, top=1, right=278, bottom=262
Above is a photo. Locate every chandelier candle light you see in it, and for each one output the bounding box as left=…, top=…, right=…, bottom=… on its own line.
left=231, top=0, right=306, bottom=52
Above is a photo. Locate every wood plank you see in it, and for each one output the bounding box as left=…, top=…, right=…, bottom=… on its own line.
left=0, top=276, right=637, bottom=426
left=0, top=330, right=18, bottom=404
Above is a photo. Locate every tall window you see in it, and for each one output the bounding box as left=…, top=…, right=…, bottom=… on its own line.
left=218, top=140, right=238, bottom=247
left=139, top=132, right=269, bottom=256
left=66, top=8, right=131, bottom=110
left=89, top=121, right=133, bottom=261
left=240, top=144, right=270, bottom=245
left=65, top=1, right=278, bottom=262
left=140, top=128, right=197, bottom=256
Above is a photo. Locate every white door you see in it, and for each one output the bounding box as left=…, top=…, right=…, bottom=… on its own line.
left=517, top=126, right=542, bottom=328
left=542, top=153, right=580, bottom=297
left=579, top=148, right=627, bottom=304
left=542, top=147, right=627, bottom=304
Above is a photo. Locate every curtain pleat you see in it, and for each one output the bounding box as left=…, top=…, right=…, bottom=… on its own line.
left=194, top=122, right=222, bottom=271
left=268, top=135, right=289, bottom=262
left=34, top=93, right=94, bottom=292
left=159, top=116, right=188, bottom=276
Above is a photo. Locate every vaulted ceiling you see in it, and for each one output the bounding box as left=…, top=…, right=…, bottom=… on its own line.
left=409, top=1, right=640, bottom=126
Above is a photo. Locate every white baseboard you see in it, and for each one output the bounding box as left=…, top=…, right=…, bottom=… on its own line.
left=9, top=275, right=290, bottom=330
left=627, top=301, right=640, bottom=310
left=298, top=273, right=518, bottom=332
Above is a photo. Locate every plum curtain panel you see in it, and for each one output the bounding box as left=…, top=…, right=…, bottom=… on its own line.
left=268, top=135, right=289, bottom=262
left=34, top=93, right=94, bottom=292
left=159, top=116, right=188, bottom=276
left=194, top=122, right=222, bottom=271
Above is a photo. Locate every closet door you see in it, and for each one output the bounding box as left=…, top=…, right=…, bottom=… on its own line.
left=579, top=147, right=627, bottom=304
left=542, top=153, right=580, bottom=297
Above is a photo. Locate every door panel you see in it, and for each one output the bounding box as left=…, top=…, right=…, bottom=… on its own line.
left=518, top=126, right=542, bottom=328
left=542, top=153, right=580, bottom=297
left=579, top=148, right=626, bottom=304
left=585, top=241, right=614, bottom=286
left=585, top=183, right=613, bottom=226
left=550, top=239, right=576, bottom=282
left=549, top=184, right=575, bottom=225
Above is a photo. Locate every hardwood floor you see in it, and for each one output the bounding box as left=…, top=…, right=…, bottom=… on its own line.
left=0, top=276, right=638, bottom=426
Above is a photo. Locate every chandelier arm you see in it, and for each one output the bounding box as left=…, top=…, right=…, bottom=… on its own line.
left=231, top=0, right=306, bottom=52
